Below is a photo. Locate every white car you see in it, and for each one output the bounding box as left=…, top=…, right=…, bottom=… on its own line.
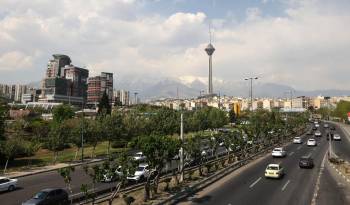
left=127, top=163, right=150, bottom=182
left=324, top=124, right=329, bottom=128
left=293, top=137, right=302, bottom=144
left=133, top=152, right=146, bottom=161
left=102, top=166, right=123, bottom=182
left=0, top=177, right=17, bottom=192
left=315, top=124, right=320, bottom=128
left=307, top=139, right=317, bottom=146
left=272, top=148, right=287, bottom=157
left=265, top=164, right=284, bottom=179
left=333, top=134, right=341, bottom=141
left=314, top=131, right=322, bottom=137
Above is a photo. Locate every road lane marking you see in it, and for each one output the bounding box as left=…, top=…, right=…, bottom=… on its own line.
left=281, top=180, right=290, bottom=191
left=249, top=177, right=262, bottom=188
left=288, top=152, right=295, bottom=156
left=297, top=146, right=302, bottom=150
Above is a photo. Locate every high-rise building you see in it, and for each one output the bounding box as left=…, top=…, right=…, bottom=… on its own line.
left=40, top=54, right=89, bottom=105
left=114, top=90, right=130, bottom=106
left=87, top=72, right=113, bottom=106
left=15, top=84, right=28, bottom=102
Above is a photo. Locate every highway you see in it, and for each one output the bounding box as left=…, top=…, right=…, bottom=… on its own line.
left=180, top=124, right=350, bottom=205
left=2, top=123, right=350, bottom=205
left=329, top=122, right=350, bottom=162
left=0, top=147, right=228, bottom=205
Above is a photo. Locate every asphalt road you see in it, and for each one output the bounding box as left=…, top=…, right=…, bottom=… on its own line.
left=329, top=122, right=350, bottom=162
left=0, top=145, right=228, bottom=205
left=183, top=126, right=332, bottom=205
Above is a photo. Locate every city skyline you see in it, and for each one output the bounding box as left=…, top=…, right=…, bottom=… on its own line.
left=1, top=0, right=350, bottom=90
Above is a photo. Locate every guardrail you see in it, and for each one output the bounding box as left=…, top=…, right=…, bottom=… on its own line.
left=73, top=126, right=307, bottom=205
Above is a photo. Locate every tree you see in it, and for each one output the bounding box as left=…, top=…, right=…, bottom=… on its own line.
left=65, top=119, right=84, bottom=161
left=85, top=119, right=102, bottom=159
left=52, top=104, right=75, bottom=123
left=47, top=122, right=68, bottom=163
left=229, top=108, right=236, bottom=124
left=82, top=164, right=105, bottom=204
left=98, top=91, right=111, bottom=115
left=2, top=137, right=21, bottom=174
left=107, top=151, right=137, bottom=205
left=58, top=166, right=75, bottom=204
left=103, top=112, right=123, bottom=156
left=332, top=100, right=350, bottom=121
left=184, top=134, right=204, bottom=176
left=135, top=135, right=179, bottom=201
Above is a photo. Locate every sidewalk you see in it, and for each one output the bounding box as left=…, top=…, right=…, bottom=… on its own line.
left=1, top=158, right=103, bottom=179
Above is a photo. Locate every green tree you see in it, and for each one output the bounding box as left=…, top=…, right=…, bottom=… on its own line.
left=86, top=119, right=102, bottom=159
left=332, top=100, right=350, bottom=121
left=184, top=134, right=204, bottom=176
left=229, top=108, right=236, bottom=124
left=52, top=104, right=75, bottom=123
left=47, top=121, right=68, bottom=163
left=98, top=91, right=111, bottom=115
left=103, top=112, right=123, bottom=156
left=135, top=135, right=179, bottom=201
left=58, top=166, right=75, bottom=204
left=2, top=137, right=21, bottom=174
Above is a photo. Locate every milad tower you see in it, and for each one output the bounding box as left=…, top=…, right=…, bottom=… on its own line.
left=205, top=30, right=215, bottom=95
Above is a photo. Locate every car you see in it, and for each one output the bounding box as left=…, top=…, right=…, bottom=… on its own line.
left=315, top=124, right=320, bottom=128
left=133, top=152, right=146, bottom=161
left=307, top=138, right=317, bottom=146
left=265, top=164, right=284, bottom=179
left=312, top=126, right=317, bottom=131
left=314, top=130, right=322, bottom=137
left=330, top=126, right=336, bottom=131
left=0, top=177, right=17, bottom=192
left=22, top=188, right=69, bottom=205
left=101, top=166, right=123, bottom=182
left=127, top=163, right=150, bottom=182
left=272, top=147, right=287, bottom=157
left=299, top=156, right=314, bottom=168
left=293, top=137, right=302, bottom=144
left=333, top=134, right=341, bottom=141
left=323, top=123, right=329, bottom=128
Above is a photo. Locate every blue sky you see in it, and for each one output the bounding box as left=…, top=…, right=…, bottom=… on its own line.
left=1, top=0, right=350, bottom=90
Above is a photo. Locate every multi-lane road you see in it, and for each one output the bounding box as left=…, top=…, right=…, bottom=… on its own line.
left=1, top=122, right=349, bottom=205
left=180, top=123, right=350, bottom=205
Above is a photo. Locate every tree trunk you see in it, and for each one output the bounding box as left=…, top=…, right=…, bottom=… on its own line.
left=144, top=179, right=150, bottom=202
left=172, top=169, right=179, bottom=187
left=53, top=151, right=58, bottom=164
left=107, top=140, right=111, bottom=156
left=92, top=145, right=97, bottom=159
left=74, top=148, right=79, bottom=161
left=3, top=157, right=9, bottom=174
left=109, top=182, right=122, bottom=205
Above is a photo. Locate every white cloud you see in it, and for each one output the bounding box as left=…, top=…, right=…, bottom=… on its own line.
left=0, top=51, right=33, bottom=71
left=0, top=0, right=350, bottom=91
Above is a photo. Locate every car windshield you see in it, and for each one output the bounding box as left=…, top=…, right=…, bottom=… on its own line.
left=273, top=148, right=282, bottom=152
left=267, top=166, right=279, bottom=170
left=309, top=139, right=315, bottom=141
left=294, top=137, right=300, bottom=139
left=33, top=191, right=49, bottom=199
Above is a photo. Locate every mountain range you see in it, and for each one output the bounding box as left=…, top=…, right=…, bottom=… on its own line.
left=28, top=75, right=350, bottom=101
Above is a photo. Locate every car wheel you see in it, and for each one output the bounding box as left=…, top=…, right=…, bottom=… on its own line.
left=8, top=185, right=15, bottom=191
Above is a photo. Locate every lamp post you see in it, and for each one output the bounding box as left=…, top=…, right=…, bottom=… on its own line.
left=244, top=77, right=258, bottom=111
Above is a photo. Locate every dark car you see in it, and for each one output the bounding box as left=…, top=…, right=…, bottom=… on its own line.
left=299, top=156, right=314, bottom=168
left=306, top=130, right=313, bottom=135
left=22, top=188, right=69, bottom=205
left=330, top=126, right=336, bottom=131
left=312, top=127, right=317, bottom=130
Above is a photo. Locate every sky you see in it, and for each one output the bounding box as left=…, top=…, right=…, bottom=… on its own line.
left=1, top=0, right=350, bottom=90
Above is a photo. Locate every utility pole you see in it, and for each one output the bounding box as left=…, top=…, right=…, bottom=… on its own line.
left=81, top=102, right=84, bottom=162
left=179, top=113, right=184, bottom=182
left=244, top=77, right=258, bottom=111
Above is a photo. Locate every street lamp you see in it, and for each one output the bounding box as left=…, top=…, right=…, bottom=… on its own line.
left=244, top=77, right=258, bottom=111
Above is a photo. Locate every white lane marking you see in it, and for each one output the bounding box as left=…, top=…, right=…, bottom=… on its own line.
left=288, top=152, right=295, bottom=156
left=281, top=180, right=290, bottom=191
left=297, top=146, right=302, bottom=150
left=249, top=177, right=262, bottom=188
